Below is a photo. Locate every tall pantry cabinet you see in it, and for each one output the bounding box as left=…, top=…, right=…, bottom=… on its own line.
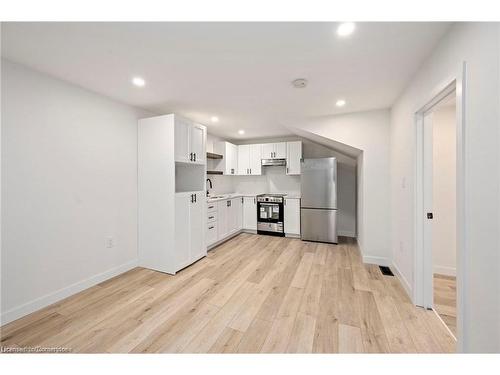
left=138, top=114, right=207, bottom=274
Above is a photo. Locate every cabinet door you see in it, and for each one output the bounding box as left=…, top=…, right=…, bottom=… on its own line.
left=284, top=198, right=301, bottom=235
left=286, top=141, right=302, bottom=175
left=174, top=117, right=191, bottom=163
left=274, top=142, right=287, bottom=159
left=217, top=200, right=229, bottom=239
left=234, top=197, right=243, bottom=231
left=243, top=196, right=257, bottom=230
left=190, top=124, right=206, bottom=164
left=237, top=145, right=250, bottom=175
left=230, top=143, right=238, bottom=175
left=190, top=191, right=206, bottom=260
left=261, top=143, right=274, bottom=159
left=249, top=144, right=262, bottom=175
left=174, top=193, right=191, bottom=268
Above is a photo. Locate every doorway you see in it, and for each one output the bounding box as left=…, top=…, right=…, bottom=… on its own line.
left=427, top=94, right=457, bottom=337
left=414, top=73, right=465, bottom=351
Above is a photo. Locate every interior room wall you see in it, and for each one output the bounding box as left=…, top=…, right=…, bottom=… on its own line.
left=1, top=60, right=151, bottom=324
left=390, top=23, right=500, bottom=352
left=432, top=104, right=457, bottom=276
left=289, top=109, right=391, bottom=265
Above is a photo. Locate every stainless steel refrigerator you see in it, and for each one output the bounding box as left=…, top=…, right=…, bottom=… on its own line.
left=300, top=158, right=338, bottom=243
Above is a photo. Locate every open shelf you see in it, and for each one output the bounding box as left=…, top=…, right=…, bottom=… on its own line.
left=207, top=152, right=223, bottom=159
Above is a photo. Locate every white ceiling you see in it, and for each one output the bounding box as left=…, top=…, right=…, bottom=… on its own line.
left=2, top=22, right=451, bottom=140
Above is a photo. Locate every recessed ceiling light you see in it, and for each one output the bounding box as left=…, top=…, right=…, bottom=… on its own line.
left=336, top=99, right=347, bottom=107
left=336, top=22, right=356, bottom=37
left=211, top=116, right=219, bottom=123
left=131, top=77, right=145, bottom=87
left=238, top=130, right=245, bottom=135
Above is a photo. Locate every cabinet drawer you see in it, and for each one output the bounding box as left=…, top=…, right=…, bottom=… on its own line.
left=207, top=211, right=217, bottom=223
left=207, top=222, right=218, bottom=246
left=207, top=202, right=217, bottom=212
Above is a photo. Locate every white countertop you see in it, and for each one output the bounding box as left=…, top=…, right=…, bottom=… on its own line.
left=207, top=192, right=300, bottom=203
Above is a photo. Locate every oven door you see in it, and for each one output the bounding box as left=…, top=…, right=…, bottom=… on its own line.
left=258, top=202, right=283, bottom=223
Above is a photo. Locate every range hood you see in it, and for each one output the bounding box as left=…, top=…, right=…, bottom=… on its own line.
left=261, top=158, right=286, bottom=167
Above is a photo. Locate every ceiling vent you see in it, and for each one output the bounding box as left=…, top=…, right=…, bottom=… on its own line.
left=292, top=78, right=308, bottom=88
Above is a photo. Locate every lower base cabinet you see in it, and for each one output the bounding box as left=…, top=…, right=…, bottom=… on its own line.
left=243, top=196, right=257, bottom=230
left=175, top=191, right=207, bottom=270
left=284, top=198, right=301, bottom=236
left=207, top=197, right=244, bottom=248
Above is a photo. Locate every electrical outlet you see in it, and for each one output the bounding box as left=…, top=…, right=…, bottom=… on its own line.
left=105, top=236, right=115, bottom=249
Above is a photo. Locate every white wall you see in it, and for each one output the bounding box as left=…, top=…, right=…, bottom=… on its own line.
left=432, top=105, right=457, bottom=276
left=390, top=23, right=500, bottom=352
left=1, top=60, right=150, bottom=324
left=337, top=164, right=357, bottom=237
left=290, top=109, right=391, bottom=264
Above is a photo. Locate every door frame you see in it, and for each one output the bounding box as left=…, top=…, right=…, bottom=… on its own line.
left=414, top=63, right=466, bottom=351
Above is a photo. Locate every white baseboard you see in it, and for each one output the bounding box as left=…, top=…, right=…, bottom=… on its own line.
left=362, top=255, right=390, bottom=266
left=0, top=259, right=138, bottom=325
left=433, top=265, right=456, bottom=277
left=391, top=262, right=413, bottom=302
left=338, top=230, right=356, bottom=238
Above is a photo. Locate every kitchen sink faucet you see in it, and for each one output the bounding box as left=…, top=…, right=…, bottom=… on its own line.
left=206, top=178, right=213, bottom=196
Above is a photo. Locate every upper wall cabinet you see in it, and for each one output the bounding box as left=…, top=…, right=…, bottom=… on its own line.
left=214, top=141, right=238, bottom=175
left=262, top=142, right=286, bottom=159
left=174, top=117, right=206, bottom=165
left=238, top=144, right=262, bottom=175
left=286, top=141, right=302, bottom=175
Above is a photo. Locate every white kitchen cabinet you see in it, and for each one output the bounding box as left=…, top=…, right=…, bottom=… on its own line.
left=238, top=144, right=262, bottom=175
left=174, top=116, right=206, bottom=164
left=217, top=199, right=229, bottom=239
left=207, top=221, right=218, bottom=246
left=262, top=142, right=286, bottom=159
left=284, top=198, right=301, bottom=236
left=286, top=141, right=302, bottom=175
left=243, top=196, right=257, bottom=230
left=231, top=197, right=243, bottom=233
left=174, top=191, right=207, bottom=270
left=139, top=114, right=206, bottom=275
left=214, top=141, right=238, bottom=175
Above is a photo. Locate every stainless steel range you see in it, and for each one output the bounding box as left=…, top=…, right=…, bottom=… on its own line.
left=256, top=194, right=286, bottom=237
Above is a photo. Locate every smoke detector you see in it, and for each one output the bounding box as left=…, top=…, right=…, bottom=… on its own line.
left=292, top=78, right=308, bottom=88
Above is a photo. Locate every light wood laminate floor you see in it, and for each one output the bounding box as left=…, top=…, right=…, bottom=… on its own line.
left=433, top=274, right=457, bottom=337
left=1, top=234, right=456, bottom=353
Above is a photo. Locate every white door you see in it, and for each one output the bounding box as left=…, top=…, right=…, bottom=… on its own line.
left=174, top=193, right=191, bottom=269
left=262, top=143, right=274, bottom=159
left=217, top=200, right=229, bottom=239
left=274, top=142, right=287, bottom=159
left=190, top=124, right=206, bottom=164
left=174, top=117, right=191, bottom=163
left=423, top=112, right=434, bottom=309
left=249, top=144, right=262, bottom=175
left=284, top=198, right=301, bottom=235
left=286, top=141, right=302, bottom=175
left=238, top=145, right=250, bottom=175
left=190, top=191, right=206, bottom=260
left=243, top=196, right=257, bottom=230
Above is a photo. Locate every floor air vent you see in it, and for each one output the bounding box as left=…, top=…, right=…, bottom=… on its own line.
left=379, top=266, right=394, bottom=276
